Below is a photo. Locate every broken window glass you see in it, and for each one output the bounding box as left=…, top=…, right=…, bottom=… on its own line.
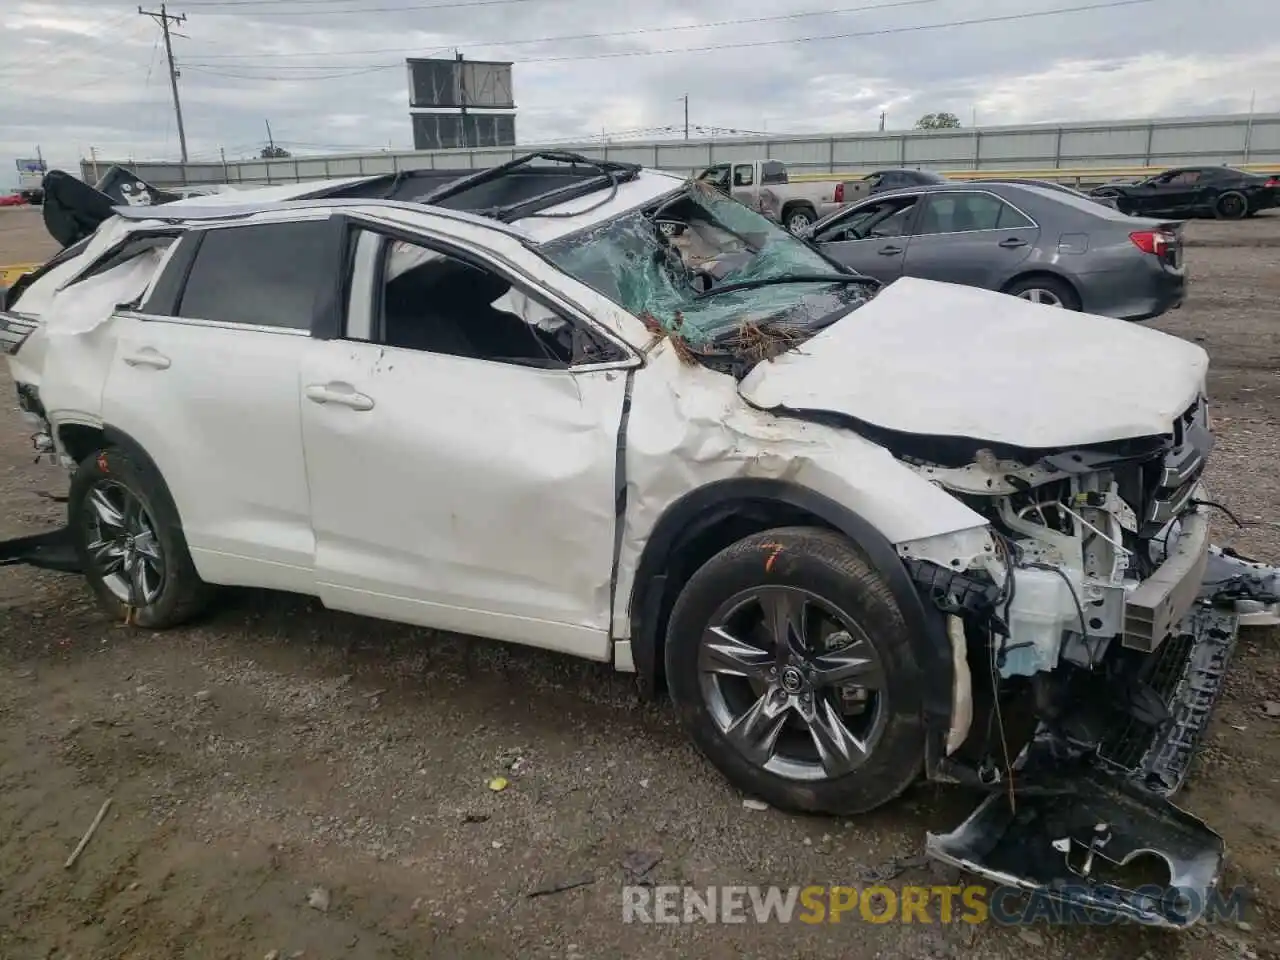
left=543, top=183, right=874, bottom=353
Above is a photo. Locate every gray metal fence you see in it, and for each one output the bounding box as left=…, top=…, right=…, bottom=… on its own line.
left=82, top=111, right=1280, bottom=189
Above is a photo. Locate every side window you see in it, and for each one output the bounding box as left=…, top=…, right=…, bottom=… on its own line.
left=818, top=197, right=917, bottom=242
left=733, top=164, right=755, bottom=187
left=177, top=220, right=333, bottom=330
left=353, top=230, right=624, bottom=368
left=866, top=173, right=884, bottom=189
left=916, top=193, right=1007, bottom=235
left=996, top=199, right=1035, bottom=229
left=760, top=161, right=788, bottom=185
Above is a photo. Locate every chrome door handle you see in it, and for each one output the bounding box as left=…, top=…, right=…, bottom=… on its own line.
left=305, top=383, right=374, bottom=411
left=123, top=350, right=170, bottom=369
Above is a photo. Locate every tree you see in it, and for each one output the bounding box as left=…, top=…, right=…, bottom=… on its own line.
left=259, top=144, right=292, bottom=159
left=915, top=112, right=961, bottom=130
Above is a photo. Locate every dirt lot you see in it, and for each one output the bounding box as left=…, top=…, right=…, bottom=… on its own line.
left=1, top=205, right=1279, bottom=959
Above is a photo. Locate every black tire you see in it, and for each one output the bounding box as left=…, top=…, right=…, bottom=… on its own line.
left=1215, top=191, right=1248, bottom=220
left=664, top=527, right=925, bottom=815
left=68, top=446, right=213, bottom=628
left=782, top=205, right=816, bottom=234
left=1004, top=274, right=1081, bottom=311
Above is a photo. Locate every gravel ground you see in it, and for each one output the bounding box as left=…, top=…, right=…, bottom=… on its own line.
left=1, top=206, right=1278, bottom=959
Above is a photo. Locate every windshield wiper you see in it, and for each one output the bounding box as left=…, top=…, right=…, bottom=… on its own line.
left=693, top=273, right=876, bottom=300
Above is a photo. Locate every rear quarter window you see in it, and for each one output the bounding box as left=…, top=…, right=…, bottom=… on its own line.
left=760, top=161, right=788, bottom=185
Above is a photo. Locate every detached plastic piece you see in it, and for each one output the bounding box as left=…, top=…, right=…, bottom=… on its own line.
left=927, top=755, right=1225, bottom=928
left=0, top=526, right=81, bottom=573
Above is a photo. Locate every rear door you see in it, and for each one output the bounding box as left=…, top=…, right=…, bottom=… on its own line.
left=812, top=193, right=921, bottom=282
left=901, top=190, right=1039, bottom=290
left=101, top=214, right=343, bottom=592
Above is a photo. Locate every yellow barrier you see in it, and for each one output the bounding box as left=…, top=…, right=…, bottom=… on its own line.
left=0, top=262, right=40, bottom=287
left=789, top=163, right=1278, bottom=184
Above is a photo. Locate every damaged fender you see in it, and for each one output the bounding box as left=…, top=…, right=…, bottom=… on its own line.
left=615, top=349, right=988, bottom=747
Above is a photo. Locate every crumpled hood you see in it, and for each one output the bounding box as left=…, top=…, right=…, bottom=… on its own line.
left=739, top=277, right=1208, bottom=451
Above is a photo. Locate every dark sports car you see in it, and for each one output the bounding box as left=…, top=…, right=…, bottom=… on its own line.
left=1090, top=165, right=1280, bottom=220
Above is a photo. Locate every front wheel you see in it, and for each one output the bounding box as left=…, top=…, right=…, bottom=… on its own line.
left=68, top=447, right=213, bottom=628
left=664, top=527, right=925, bottom=815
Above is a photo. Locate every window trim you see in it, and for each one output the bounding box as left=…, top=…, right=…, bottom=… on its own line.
left=733, top=163, right=755, bottom=187
left=336, top=214, right=641, bottom=372
left=911, top=189, right=1039, bottom=238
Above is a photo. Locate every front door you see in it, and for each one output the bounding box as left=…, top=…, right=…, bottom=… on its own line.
left=813, top=194, right=921, bottom=283
left=299, top=220, right=633, bottom=661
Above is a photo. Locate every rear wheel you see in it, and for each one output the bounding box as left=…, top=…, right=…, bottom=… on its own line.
left=783, top=205, right=816, bottom=234
left=1005, top=274, right=1081, bottom=310
left=664, top=527, right=925, bottom=815
left=68, top=447, right=214, bottom=628
left=1215, top=191, right=1248, bottom=220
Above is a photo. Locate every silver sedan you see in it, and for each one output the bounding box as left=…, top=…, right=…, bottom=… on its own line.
left=805, top=181, right=1185, bottom=321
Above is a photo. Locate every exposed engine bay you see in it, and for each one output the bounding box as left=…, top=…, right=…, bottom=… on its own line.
left=883, top=393, right=1277, bottom=927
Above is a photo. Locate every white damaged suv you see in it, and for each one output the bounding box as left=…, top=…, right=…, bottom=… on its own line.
left=4, top=153, right=1276, bottom=926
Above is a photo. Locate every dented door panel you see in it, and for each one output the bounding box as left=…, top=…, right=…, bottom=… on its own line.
left=299, top=338, right=626, bottom=661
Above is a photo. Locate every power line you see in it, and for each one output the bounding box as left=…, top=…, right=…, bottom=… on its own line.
left=175, top=0, right=582, bottom=14
left=525, top=0, right=1157, bottom=63
left=176, top=0, right=1158, bottom=77
left=183, top=63, right=396, bottom=79
left=180, top=0, right=945, bottom=62
left=0, top=12, right=144, bottom=79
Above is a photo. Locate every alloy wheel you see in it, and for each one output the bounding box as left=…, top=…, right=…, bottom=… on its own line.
left=1017, top=287, right=1064, bottom=307
left=697, top=585, right=887, bottom=782
left=788, top=212, right=813, bottom=233
left=82, top=479, right=166, bottom=606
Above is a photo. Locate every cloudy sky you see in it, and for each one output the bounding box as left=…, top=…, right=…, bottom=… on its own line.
left=1, top=0, right=1276, bottom=182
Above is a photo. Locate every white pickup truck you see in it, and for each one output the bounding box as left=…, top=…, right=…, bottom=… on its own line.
left=694, top=159, right=867, bottom=233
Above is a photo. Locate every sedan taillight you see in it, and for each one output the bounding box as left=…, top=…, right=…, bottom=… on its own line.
left=1129, top=230, right=1167, bottom=255
left=833, top=182, right=845, bottom=203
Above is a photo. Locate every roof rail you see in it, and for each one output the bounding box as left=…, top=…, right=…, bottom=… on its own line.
left=417, top=150, right=642, bottom=222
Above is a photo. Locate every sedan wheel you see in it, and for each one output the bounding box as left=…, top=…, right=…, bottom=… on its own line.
left=698, top=586, right=887, bottom=782
left=1016, top=287, right=1065, bottom=307
left=1215, top=192, right=1247, bottom=220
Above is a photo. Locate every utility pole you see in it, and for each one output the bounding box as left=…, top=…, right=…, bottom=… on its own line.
left=683, top=94, right=689, bottom=140
left=879, top=111, right=886, bottom=131
left=1244, top=89, right=1256, bottom=163
left=139, top=4, right=188, bottom=162
left=265, top=119, right=275, bottom=152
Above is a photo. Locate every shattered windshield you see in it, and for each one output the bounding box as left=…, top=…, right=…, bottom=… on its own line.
left=541, top=181, right=875, bottom=352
